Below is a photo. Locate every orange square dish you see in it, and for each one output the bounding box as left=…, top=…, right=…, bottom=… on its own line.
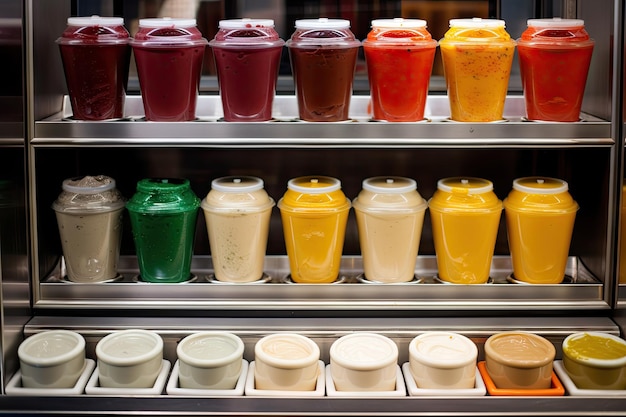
left=477, top=361, right=565, bottom=396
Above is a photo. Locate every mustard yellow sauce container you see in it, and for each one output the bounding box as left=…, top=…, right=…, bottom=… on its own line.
left=428, top=177, right=502, bottom=284
left=503, top=177, right=578, bottom=284
left=277, top=176, right=351, bottom=283
left=439, top=18, right=516, bottom=122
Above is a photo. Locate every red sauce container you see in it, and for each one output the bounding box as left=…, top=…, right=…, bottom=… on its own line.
left=56, top=16, right=131, bottom=120
left=362, top=18, right=437, bottom=122
left=209, top=19, right=284, bottom=122
left=131, top=18, right=208, bottom=121
left=517, top=18, right=594, bottom=122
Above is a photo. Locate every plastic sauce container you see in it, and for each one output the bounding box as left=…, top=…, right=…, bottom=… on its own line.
left=131, top=18, right=208, bottom=121
left=286, top=18, right=361, bottom=122
left=362, top=18, right=437, bottom=122
left=56, top=16, right=131, bottom=120
left=52, top=175, right=126, bottom=283
left=428, top=177, right=503, bottom=284
left=503, top=177, right=579, bottom=284
left=517, top=18, right=594, bottom=122
left=352, top=176, right=428, bottom=283
left=200, top=176, right=275, bottom=283
left=277, top=176, right=351, bottom=283
left=126, top=178, right=200, bottom=283
left=209, top=19, right=285, bottom=122
left=439, top=18, right=516, bottom=122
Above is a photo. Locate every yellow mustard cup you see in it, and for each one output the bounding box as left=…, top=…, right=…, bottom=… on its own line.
left=503, top=177, right=578, bottom=284
left=428, top=177, right=502, bottom=284
left=277, top=176, right=351, bottom=283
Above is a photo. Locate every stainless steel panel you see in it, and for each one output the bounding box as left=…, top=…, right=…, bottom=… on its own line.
left=35, top=255, right=607, bottom=311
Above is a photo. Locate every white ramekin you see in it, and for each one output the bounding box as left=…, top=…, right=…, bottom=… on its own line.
left=330, top=332, right=399, bottom=391
left=254, top=333, right=320, bottom=391
left=95, top=329, right=164, bottom=388
left=18, top=330, right=86, bottom=389
left=409, top=331, right=478, bottom=389
left=177, top=331, right=245, bottom=389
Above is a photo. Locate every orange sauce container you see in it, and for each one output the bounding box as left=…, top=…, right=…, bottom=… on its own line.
left=277, top=176, right=351, bottom=283
left=428, top=177, right=502, bottom=284
left=503, top=177, right=579, bottom=284
left=439, top=18, right=516, bottom=122
left=362, top=18, right=437, bottom=122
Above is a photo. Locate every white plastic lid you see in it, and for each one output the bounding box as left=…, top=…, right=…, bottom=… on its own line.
left=449, top=18, right=505, bottom=28
left=18, top=330, right=85, bottom=366
left=527, top=17, right=584, bottom=28
left=287, top=176, right=341, bottom=194
left=362, top=177, right=417, bottom=194
left=437, top=177, right=494, bottom=195
left=330, top=333, right=398, bottom=370
left=67, top=15, right=124, bottom=26
left=138, top=17, right=197, bottom=28
left=218, top=18, right=274, bottom=29
left=294, top=18, right=351, bottom=29
left=210, top=176, right=264, bottom=193
left=512, top=177, right=569, bottom=194
left=96, top=329, right=163, bottom=366
left=62, top=176, right=116, bottom=195
left=371, top=18, right=426, bottom=29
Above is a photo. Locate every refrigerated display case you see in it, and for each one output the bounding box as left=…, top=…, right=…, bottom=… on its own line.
left=2, top=0, right=626, bottom=414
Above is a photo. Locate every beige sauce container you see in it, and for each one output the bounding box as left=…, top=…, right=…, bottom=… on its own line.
left=352, top=177, right=427, bottom=283
left=201, top=176, right=275, bottom=283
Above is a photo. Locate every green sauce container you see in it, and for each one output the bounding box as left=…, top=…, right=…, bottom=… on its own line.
left=126, top=178, right=200, bottom=283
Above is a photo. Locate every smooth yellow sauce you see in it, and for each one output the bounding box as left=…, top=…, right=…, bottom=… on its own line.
left=564, top=334, right=626, bottom=360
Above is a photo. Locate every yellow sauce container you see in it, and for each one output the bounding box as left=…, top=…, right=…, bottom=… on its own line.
left=503, top=177, right=578, bottom=284
left=428, top=177, right=502, bottom=284
left=439, top=18, right=516, bottom=122
left=277, top=176, right=351, bottom=283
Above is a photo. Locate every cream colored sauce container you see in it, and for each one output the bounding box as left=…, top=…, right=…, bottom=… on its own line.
left=352, top=176, right=427, bottom=283
left=201, top=176, right=275, bottom=283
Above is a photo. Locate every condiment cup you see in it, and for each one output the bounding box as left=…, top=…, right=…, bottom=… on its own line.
left=562, top=332, right=626, bottom=390
left=484, top=331, right=555, bottom=390
left=409, top=331, right=478, bottom=389
left=18, top=330, right=86, bottom=389
left=254, top=333, right=320, bottom=391
left=330, top=332, right=399, bottom=391
left=96, top=329, right=163, bottom=388
left=177, top=331, right=245, bottom=389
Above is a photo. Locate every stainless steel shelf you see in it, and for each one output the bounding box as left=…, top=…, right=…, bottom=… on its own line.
left=35, top=255, right=607, bottom=311
left=1, top=315, right=621, bottom=416
left=32, top=96, right=612, bottom=147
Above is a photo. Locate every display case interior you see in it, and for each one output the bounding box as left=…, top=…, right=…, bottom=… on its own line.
left=7, top=0, right=626, bottom=415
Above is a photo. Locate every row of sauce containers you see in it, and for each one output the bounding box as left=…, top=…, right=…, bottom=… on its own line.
left=52, top=174, right=578, bottom=286
left=57, top=15, right=594, bottom=123
left=15, top=328, right=626, bottom=393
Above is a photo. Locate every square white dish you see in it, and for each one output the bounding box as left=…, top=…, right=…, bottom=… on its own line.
left=244, top=360, right=325, bottom=397
left=401, top=362, right=486, bottom=396
left=166, top=359, right=248, bottom=396
left=325, top=364, right=406, bottom=397
left=85, top=359, right=170, bottom=395
left=6, top=358, right=95, bottom=396
left=554, top=360, right=626, bottom=396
